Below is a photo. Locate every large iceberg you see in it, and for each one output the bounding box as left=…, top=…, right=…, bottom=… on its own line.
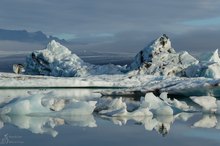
left=25, top=40, right=127, bottom=77
left=24, top=35, right=197, bottom=77
left=129, top=34, right=199, bottom=76
left=23, top=34, right=220, bottom=79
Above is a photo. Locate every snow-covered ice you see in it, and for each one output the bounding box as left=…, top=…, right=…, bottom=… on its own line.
left=129, top=34, right=198, bottom=76
left=25, top=40, right=127, bottom=77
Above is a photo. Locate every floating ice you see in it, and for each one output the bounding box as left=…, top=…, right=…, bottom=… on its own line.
left=190, top=96, right=217, bottom=113
left=98, top=92, right=190, bottom=117
left=2, top=90, right=220, bottom=137
left=2, top=89, right=220, bottom=116
left=0, top=91, right=97, bottom=115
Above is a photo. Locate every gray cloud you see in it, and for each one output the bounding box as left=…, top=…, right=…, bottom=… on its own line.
left=0, top=0, right=220, bottom=54
left=1, top=0, right=220, bottom=34
left=172, top=29, right=220, bottom=53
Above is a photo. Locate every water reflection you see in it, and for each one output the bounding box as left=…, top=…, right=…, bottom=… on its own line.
left=0, top=115, right=96, bottom=137
left=1, top=89, right=220, bottom=138
left=1, top=113, right=220, bottom=137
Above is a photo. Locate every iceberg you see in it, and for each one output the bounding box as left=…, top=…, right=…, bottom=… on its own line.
left=24, top=35, right=200, bottom=77
left=25, top=40, right=127, bottom=77
left=190, top=96, right=217, bottom=113
left=129, top=34, right=198, bottom=76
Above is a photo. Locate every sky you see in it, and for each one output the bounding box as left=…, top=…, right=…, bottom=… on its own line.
left=0, top=0, right=220, bottom=53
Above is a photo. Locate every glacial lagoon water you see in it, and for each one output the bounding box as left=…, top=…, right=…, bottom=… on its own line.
left=1, top=89, right=220, bottom=146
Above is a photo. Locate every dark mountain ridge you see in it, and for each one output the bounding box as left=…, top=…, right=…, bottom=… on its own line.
left=0, top=28, right=66, bottom=44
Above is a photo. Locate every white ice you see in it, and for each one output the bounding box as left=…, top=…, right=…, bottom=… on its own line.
left=0, top=90, right=97, bottom=116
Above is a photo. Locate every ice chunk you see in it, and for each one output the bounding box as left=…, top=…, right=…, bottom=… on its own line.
left=98, top=96, right=152, bottom=117
left=190, top=96, right=217, bottom=113
left=129, top=107, right=153, bottom=116
left=159, top=92, right=190, bottom=111
left=141, top=92, right=173, bottom=115
left=99, top=97, right=128, bottom=116
left=185, top=49, right=220, bottom=79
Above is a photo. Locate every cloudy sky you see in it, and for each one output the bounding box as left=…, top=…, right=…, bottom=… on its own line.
left=0, top=0, right=220, bottom=53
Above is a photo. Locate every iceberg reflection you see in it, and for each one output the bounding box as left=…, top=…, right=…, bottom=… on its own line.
left=1, top=89, right=220, bottom=137
left=1, top=112, right=220, bottom=137
left=0, top=114, right=96, bottom=137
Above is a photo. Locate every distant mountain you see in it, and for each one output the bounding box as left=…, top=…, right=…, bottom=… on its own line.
left=0, top=28, right=67, bottom=44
